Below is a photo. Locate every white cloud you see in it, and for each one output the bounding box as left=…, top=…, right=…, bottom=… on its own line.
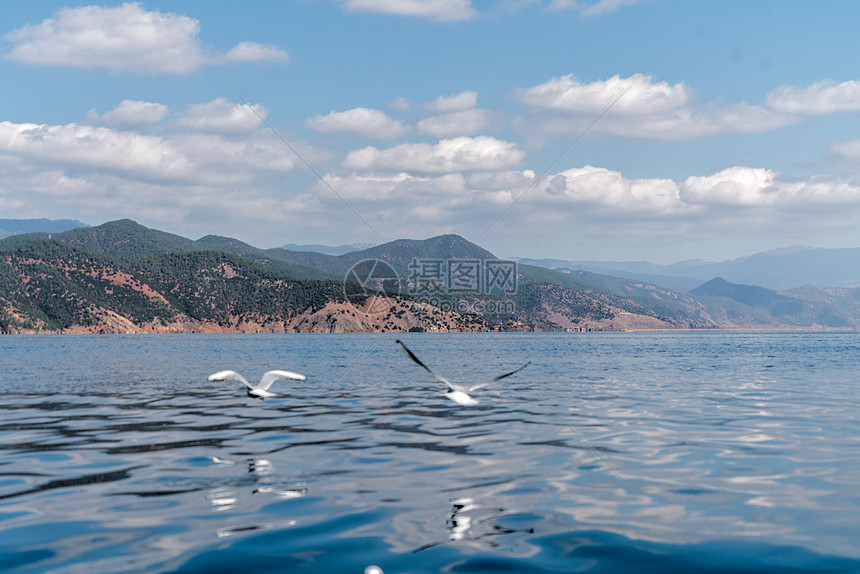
left=222, top=41, right=289, bottom=64
left=5, top=120, right=860, bottom=256
left=92, top=100, right=170, bottom=128
left=599, top=102, right=791, bottom=140
left=417, top=109, right=490, bottom=137
left=296, top=162, right=860, bottom=256
left=306, top=108, right=409, bottom=139
left=548, top=0, right=644, bottom=17
left=515, top=73, right=690, bottom=115
left=0, top=111, right=312, bottom=242
left=340, top=0, right=477, bottom=21
left=544, top=165, right=681, bottom=211
left=467, top=170, right=536, bottom=192
left=425, top=90, right=479, bottom=112
left=172, top=133, right=295, bottom=174
left=680, top=166, right=860, bottom=208
left=766, top=80, right=860, bottom=115
left=0, top=121, right=193, bottom=181
left=317, top=171, right=467, bottom=202
left=0, top=117, right=294, bottom=188
left=3, top=2, right=288, bottom=74
left=3, top=3, right=201, bottom=74
left=682, top=167, right=777, bottom=206
left=344, top=136, right=525, bottom=173
left=831, top=139, right=860, bottom=160
left=417, top=91, right=488, bottom=136
left=178, top=98, right=266, bottom=133
left=513, top=74, right=811, bottom=140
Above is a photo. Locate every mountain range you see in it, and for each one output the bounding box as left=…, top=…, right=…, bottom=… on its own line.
left=0, top=218, right=88, bottom=239
left=1, top=218, right=859, bottom=333
left=279, top=242, right=377, bottom=256
left=517, top=245, right=860, bottom=291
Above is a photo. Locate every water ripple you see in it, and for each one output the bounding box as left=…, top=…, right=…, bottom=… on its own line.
left=1, top=333, right=859, bottom=573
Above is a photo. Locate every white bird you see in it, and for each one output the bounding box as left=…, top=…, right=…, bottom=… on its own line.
left=208, top=369, right=306, bottom=399
left=396, top=340, right=529, bottom=406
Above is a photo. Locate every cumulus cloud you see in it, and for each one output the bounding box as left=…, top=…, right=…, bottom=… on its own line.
left=222, top=41, right=289, bottom=64
left=294, top=161, right=860, bottom=258
left=512, top=74, right=849, bottom=140
left=766, top=80, right=860, bottom=115
left=171, top=133, right=295, bottom=174
left=91, top=100, right=170, bottom=128
left=601, top=102, right=791, bottom=140
left=344, top=136, right=525, bottom=173
left=515, top=73, right=690, bottom=115
left=339, top=0, right=477, bottom=21
left=0, top=120, right=192, bottom=181
left=0, top=117, right=293, bottom=187
left=678, top=166, right=860, bottom=209
left=425, top=90, right=479, bottom=112
left=5, top=112, right=860, bottom=255
left=318, top=171, right=467, bottom=202
left=417, top=109, right=490, bottom=137
left=306, top=108, right=409, bottom=139
left=681, top=167, right=777, bottom=206
left=415, top=91, right=490, bottom=136
left=0, top=105, right=318, bottom=246
left=543, top=165, right=681, bottom=211
left=524, top=165, right=860, bottom=212
left=177, top=98, right=266, bottom=133
left=2, top=3, right=288, bottom=74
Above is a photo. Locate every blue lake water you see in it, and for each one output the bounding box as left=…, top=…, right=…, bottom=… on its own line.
left=1, top=332, right=859, bottom=573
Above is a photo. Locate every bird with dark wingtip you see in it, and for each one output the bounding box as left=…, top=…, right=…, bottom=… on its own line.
left=396, top=340, right=529, bottom=406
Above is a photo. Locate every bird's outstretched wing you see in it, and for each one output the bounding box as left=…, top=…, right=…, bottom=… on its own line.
left=467, top=362, right=530, bottom=392
left=396, top=340, right=455, bottom=391
left=208, top=370, right=253, bottom=389
left=259, top=370, right=307, bottom=390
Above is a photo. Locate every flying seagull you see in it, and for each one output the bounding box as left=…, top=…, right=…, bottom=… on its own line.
left=396, top=340, right=529, bottom=406
left=208, top=369, right=306, bottom=399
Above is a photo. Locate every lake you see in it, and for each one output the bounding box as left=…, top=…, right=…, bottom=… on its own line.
left=1, top=332, right=859, bottom=573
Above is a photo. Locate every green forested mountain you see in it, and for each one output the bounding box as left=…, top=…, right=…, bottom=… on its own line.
left=52, top=219, right=202, bottom=256
left=0, top=220, right=337, bottom=281
left=0, top=219, right=199, bottom=256
left=0, top=239, right=176, bottom=331
left=202, top=234, right=502, bottom=278
left=3, top=219, right=857, bottom=333
left=195, top=235, right=340, bottom=280
left=0, top=239, right=351, bottom=333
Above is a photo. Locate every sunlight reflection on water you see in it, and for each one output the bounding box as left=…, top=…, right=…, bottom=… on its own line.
left=0, top=332, right=859, bottom=573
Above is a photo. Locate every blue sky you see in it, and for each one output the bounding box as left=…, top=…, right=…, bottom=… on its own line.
left=3, top=1, right=860, bottom=263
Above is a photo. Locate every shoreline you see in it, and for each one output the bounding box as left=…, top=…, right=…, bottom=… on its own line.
left=3, top=327, right=858, bottom=336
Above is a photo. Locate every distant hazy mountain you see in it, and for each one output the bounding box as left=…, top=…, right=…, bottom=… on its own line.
left=518, top=245, right=860, bottom=291
left=280, top=243, right=376, bottom=256
left=690, top=277, right=799, bottom=308
left=688, top=277, right=858, bottom=329
left=0, top=218, right=88, bottom=239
